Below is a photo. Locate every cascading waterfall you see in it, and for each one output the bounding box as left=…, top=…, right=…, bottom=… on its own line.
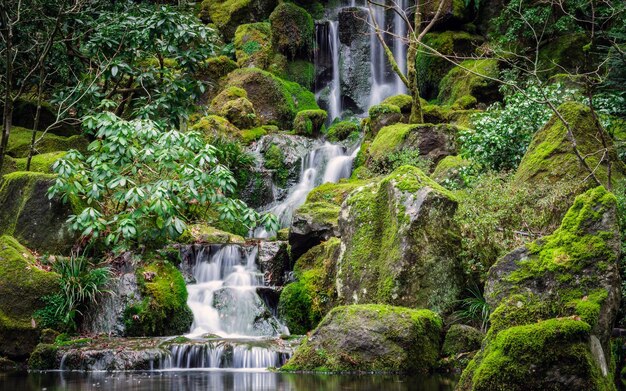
left=328, top=21, right=341, bottom=120
left=393, top=0, right=408, bottom=94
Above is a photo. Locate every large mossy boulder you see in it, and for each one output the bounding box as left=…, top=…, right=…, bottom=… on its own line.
left=0, top=235, right=59, bottom=359
left=225, top=68, right=318, bottom=129
left=422, top=0, right=470, bottom=28
left=442, top=324, right=484, bottom=358
left=0, top=171, right=78, bottom=254
left=293, top=109, right=327, bottom=137
left=6, top=126, right=88, bottom=158
left=269, top=2, right=314, bottom=60
left=514, top=101, right=625, bottom=223
left=326, top=120, right=360, bottom=142
left=282, top=304, right=442, bottom=372
left=233, top=22, right=275, bottom=68
left=431, top=155, right=472, bottom=187
left=123, top=258, right=193, bottom=337
left=337, top=166, right=464, bottom=313
left=190, top=114, right=241, bottom=140
left=367, top=104, right=405, bottom=138
left=457, top=186, right=621, bottom=391
left=366, top=123, right=459, bottom=173
left=9, top=96, right=78, bottom=137
left=278, top=238, right=341, bottom=335
left=200, top=0, right=278, bottom=40
left=417, top=31, right=483, bottom=100
left=289, top=180, right=366, bottom=261
left=437, top=59, right=501, bottom=108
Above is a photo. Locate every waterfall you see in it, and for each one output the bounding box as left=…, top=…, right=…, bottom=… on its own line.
left=393, top=0, right=408, bottom=94
left=328, top=21, right=341, bottom=121
left=160, top=343, right=289, bottom=370
left=254, top=142, right=357, bottom=238
left=186, top=245, right=285, bottom=338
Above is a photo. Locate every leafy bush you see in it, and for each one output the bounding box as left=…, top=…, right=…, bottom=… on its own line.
left=459, top=82, right=576, bottom=171
left=35, top=256, right=110, bottom=331
left=49, top=110, right=277, bottom=249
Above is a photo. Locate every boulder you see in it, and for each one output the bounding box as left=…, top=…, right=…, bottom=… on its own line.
left=457, top=186, right=621, bottom=390
left=326, top=121, right=360, bottom=142
left=366, top=123, right=459, bottom=174
left=289, top=179, right=365, bottom=261
left=199, top=0, right=278, bottom=40
left=442, top=324, right=484, bottom=357
left=257, top=240, right=291, bottom=286
left=179, top=224, right=245, bottom=245
left=233, top=22, right=275, bottom=68
left=225, top=68, right=319, bottom=129
left=367, top=104, right=405, bottom=139
left=337, top=166, right=464, bottom=313
left=256, top=133, right=313, bottom=186
left=381, top=94, right=413, bottom=122
left=293, top=109, right=327, bottom=137
left=422, top=0, right=471, bottom=29
left=281, top=304, right=442, bottom=372
left=0, top=235, right=59, bottom=359
left=437, top=59, right=501, bottom=108
left=338, top=7, right=372, bottom=113
left=239, top=166, right=275, bottom=207
left=190, top=115, right=241, bottom=141
left=278, top=238, right=342, bottom=335
left=0, top=171, right=79, bottom=254
left=7, top=126, right=88, bottom=158
left=431, top=155, right=472, bottom=187
left=269, top=3, right=314, bottom=60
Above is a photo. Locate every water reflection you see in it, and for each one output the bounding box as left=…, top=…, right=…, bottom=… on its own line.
left=0, top=370, right=458, bottom=391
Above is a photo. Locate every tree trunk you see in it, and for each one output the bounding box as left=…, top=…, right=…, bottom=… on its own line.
left=407, top=0, right=423, bottom=124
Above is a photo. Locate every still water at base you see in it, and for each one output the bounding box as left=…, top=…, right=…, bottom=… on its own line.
left=1, top=370, right=458, bottom=391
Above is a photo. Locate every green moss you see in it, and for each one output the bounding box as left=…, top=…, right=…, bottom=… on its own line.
left=462, top=318, right=612, bottom=391
left=431, top=155, right=472, bottom=185
left=6, top=126, right=88, bottom=158
left=233, top=22, right=274, bottom=67
left=293, top=109, right=327, bottom=137
left=178, top=224, right=245, bottom=244
left=281, top=60, right=315, bottom=90
left=123, top=257, right=193, bottom=337
left=282, top=304, right=442, bottom=372
left=190, top=115, right=241, bottom=141
left=269, top=3, right=314, bottom=59
left=241, top=126, right=271, bottom=144
left=442, top=324, right=484, bottom=357
left=326, top=121, right=360, bottom=142
left=437, top=59, right=500, bottom=107
left=381, top=94, right=412, bottom=114
left=306, top=179, right=367, bottom=206
left=225, top=68, right=318, bottom=129
left=515, top=101, right=625, bottom=189
left=417, top=31, right=482, bottom=99
left=367, top=123, right=413, bottom=161
left=368, top=104, right=401, bottom=119
left=28, top=343, right=58, bottom=370
left=538, top=33, right=588, bottom=77
left=264, top=144, right=289, bottom=187
left=199, top=56, right=238, bottom=81
left=200, top=0, right=275, bottom=39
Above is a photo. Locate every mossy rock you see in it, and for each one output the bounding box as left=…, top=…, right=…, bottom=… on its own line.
left=367, top=104, right=404, bottom=139
left=263, top=144, right=289, bottom=187
left=417, top=31, right=483, bottom=100
left=28, top=343, right=58, bottom=370
left=200, top=0, right=278, bottom=40
left=514, top=101, right=625, bottom=220
left=326, top=121, right=360, bottom=142
left=289, top=179, right=366, bottom=260
left=8, top=96, right=78, bottom=137
left=0, top=236, right=60, bottom=359
left=381, top=94, right=413, bottom=120
left=278, top=238, right=342, bottom=335
left=366, top=123, right=459, bottom=173
left=269, top=2, right=314, bottom=60
left=437, top=59, right=501, bottom=107
left=431, top=155, right=472, bottom=187
left=538, top=33, right=588, bottom=78
left=225, top=68, right=318, bottom=129
left=178, top=224, right=245, bottom=244
left=337, top=166, right=463, bottom=313
left=210, top=86, right=248, bottom=113
left=241, top=125, right=274, bottom=144
left=457, top=186, right=621, bottom=390
left=280, top=60, right=315, bottom=90
left=1, top=151, right=66, bottom=176
left=123, top=258, right=193, bottom=337
left=6, top=126, right=88, bottom=158
left=442, top=324, right=484, bottom=357
left=234, top=22, right=274, bottom=68
left=282, top=304, right=442, bottom=372
left=190, top=115, right=241, bottom=141
left=421, top=0, right=470, bottom=29
left=198, top=56, right=238, bottom=82
left=0, top=171, right=79, bottom=254
left=293, top=109, right=327, bottom=137
left=221, top=97, right=258, bottom=129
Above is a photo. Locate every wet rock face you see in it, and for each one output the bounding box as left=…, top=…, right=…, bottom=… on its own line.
left=337, top=166, right=464, bottom=313
left=457, top=186, right=621, bottom=391
left=289, top=205, right=339, bottom=262
left=257, top=240, right=291, bottom=286
left=212, top=287, right=283, bottom=336
left=282, top=304, right=442, bottom=372
left=256, top=133, right=313, bottom=187
left=338, top=7, right=371, bottom=114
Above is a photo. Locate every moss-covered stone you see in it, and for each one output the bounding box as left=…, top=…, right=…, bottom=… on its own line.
left=263, top=144, right=289, bottom=187
left=457, top=186, right=621, bottom=390
left=293, top=109, right=327, bottom=137
left=221, top=97, right=258, bottom=129
left=190, top=115, right=241, bottom=141
left=233, top=22, right=274, bottom=68
left=442, top=324, right=484, bottom=357
left=278, top=238, right=342, bottom=335
left=367, top=104, right=404, bottom=139
left=365, top=123, right=459, bottom=173
left=538, top=33, right=588, bottom=78
left=225, top=68, right=318, bottom=129
left=269, top=2, right=314, bottom=60
left=198, top=56, right=238, bottom=82
left=0, top=171, right=78, bottom=254
left=0, top=236, right=60, bottom=359
left=282, top=304, right=442, bottom=372
left=6, top=126, right=88, bottom=158
left=437, top=59, right=500, bottom=107
left=200, top=0, right=278, bottom=39
left=337, top=166, right=463, bottom=313
left=422, top=0, right=470, bottom=28
left=178, top=224, right=245, bottom=244
left=431, top=155, right=472, bottom=186
left=281, top=60, right=315, bottom=90
left=326, top=121, right=360, bottom=142
left=9, top=95, right=78, bottom=137
left=241, top=125, right=274, bottom=144
left=381, top=94, right=413, bottom=120
left=28, top=343, right=58, bottom=370
left=417, top=31, right=483, bottom=100
left=123, top=257, right=193, bottom=337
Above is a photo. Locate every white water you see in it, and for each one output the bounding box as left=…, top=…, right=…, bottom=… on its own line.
left=161, top=343, right=287, bottom=369
left=255, top=142, right=357, bottom=238
left=393, top=0, right=408, bottom=95
left=186, top=245, right=284, bottom=338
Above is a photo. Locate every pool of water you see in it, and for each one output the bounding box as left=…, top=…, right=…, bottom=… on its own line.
left=0, top=370, right=458, bottom=391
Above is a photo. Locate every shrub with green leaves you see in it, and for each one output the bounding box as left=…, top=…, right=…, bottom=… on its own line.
left=459, top=82, right=576, bottom=172
left=48, top=110, right=278, bottom=249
